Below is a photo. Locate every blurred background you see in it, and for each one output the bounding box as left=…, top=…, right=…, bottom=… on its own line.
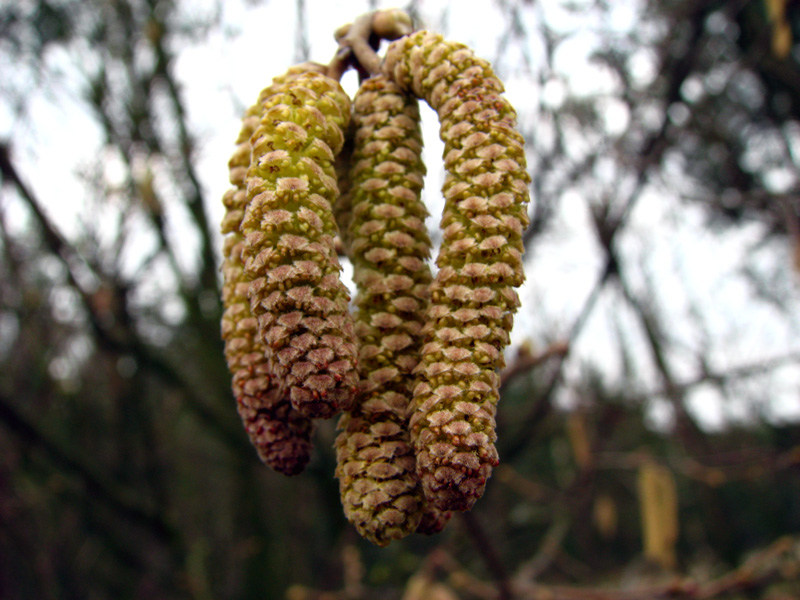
left=1, top=0, right=800, bottom=598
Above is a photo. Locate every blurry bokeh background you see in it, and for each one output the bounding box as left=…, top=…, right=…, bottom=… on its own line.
left=1, top=0, right=799, bottom=598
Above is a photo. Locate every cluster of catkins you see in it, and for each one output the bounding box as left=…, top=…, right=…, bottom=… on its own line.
left=220, top=23, right=530, bottom=546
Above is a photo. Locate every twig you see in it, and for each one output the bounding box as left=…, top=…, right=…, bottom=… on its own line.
left=429, top=549, right=504, bottom=600
left=328, top=13, right=380, bottom=81
left=499, top=341, right=570, bottom=392
left=149, top=22, right=222, bottom=310
left=594, top=442, right=800, bottom=485
left=495, top=464, right=557, bottom=504
left=0, top=143, right=251, bottom=457
left=501, top=265, right=613, bottom=464
left=514, top=509, right=572, bottom=582
left=294, top=0, right=310, bottom=63
left=615, top=273, right=709, bottom=456
left=506, top=0, right=721, bottom=466
left=340, top=13, right=382, bottom=76
left=460, top=512, right=514, bottom=600
left=328, top=9, right=414, bottom=81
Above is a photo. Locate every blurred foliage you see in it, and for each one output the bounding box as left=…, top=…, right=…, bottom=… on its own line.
left=1, top=0, right=799, bottom=599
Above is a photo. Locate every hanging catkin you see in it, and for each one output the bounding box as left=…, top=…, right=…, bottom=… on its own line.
left=240, top=70, right=359, bottom=421
left=332, top=120, right=355, bottom=251
left=219, top=8, right=532, bottom=532
left=220, top=65, right=329, bottom=475
left=383, top=30, right=531, bottom=511
left=334, top=74, right=439, bottom=545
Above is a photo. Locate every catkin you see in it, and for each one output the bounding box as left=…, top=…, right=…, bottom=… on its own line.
left=220, top=65, right=330, bottom=475
left=221, top=238, right=312, bottom=475
left=332, top=121, right=355, bottom=250
left=241, top=70, right=359, bottom=421
left=334, top=75, right=435, bottom=545
left=383, top=31, right=531, bottom=511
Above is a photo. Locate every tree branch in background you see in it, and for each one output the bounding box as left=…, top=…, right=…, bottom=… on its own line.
left=460, top=512, right=513, bottom=600
left=615, top=273, right=710, bottom=455
left=503, top=7, right=714, bottom=462
left=0, top=143, right=250, bottom=457
left=150, top=21, right=221, bottom=302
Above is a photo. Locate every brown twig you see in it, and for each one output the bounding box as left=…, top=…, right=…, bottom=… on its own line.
left=513, top=534, right=799, bottom=598
left=460, top=512, right=514, bottom=600
left=327, top=13, right=379, bottom=81
left=615, top=273, right=710, bottom=456
left=505, top=0, right=720, bottom=466
left=495, top=464, right=558, bottom=504
left=594, top=442, right=800, bottom=486
left=327, top=9, right=414, bottom=81
left=430, top=549, right=504, bottom=600
left=499, top=341, right=570, bottom=392
left=434, top=535, right=800, bottom=600
left=0, top=143, right=251, bottom=457
left=514, top=508, right=572, bottom=583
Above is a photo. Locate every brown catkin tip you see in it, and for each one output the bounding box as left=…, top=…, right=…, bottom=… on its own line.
left=222, top=239, right=312, bottom=476
left=334, top=75, right=435, bottom=546
left=220, top=67, right=333, bottom=475
left=416, top=506, right=453, bottom=536
left=241, top=70, right=359, bottom=421
left=383, top=31, right=531, bottom=511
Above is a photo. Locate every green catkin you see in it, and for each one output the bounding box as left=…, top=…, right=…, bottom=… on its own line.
left=241, top=70, right=359, bottom=420
left=220, top=65, right=329, bottom=475
left=383, top=31, right=531, bottom=511
left=334, top=75, right=450, bottom=545
left=333, top=75, right=427, bottom=544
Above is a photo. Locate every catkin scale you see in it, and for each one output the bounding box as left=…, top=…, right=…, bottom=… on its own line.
left=241, top=71, right=359, bottom=421
left=335, top=75, right=449, bottom=545
left=220, top=66, right=332, bottom=475
left=383, top=31, right=531, bottom=511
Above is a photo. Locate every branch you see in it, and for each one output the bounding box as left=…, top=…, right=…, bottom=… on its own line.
left=328, top=9, right=414, bottom=81
left=595, top=440, right=800, bottom=486
left=643, top=351, right=800, bottom=404
left=0, top=143, right=87, bottom=284
left=441, top=535, right=800, bottom=600
left=512, top=536, right=800, bottom=598
left=0, top=144, right=252, bottom=457
left=149, top=18, right=219, bottom=297
left=615, top=273, right=709, bottom=455
left=503, top=18, right=712, bottom=458
left=513, top=508, right=572, bottom=583
left=460, top=512, right=513, bottom=600
left=499, top=341, right=570, bottom=392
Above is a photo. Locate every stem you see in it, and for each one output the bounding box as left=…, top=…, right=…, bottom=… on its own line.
left=460, top=512, right=513, bottom=600
left=327, top=9, right=414, bottom=81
